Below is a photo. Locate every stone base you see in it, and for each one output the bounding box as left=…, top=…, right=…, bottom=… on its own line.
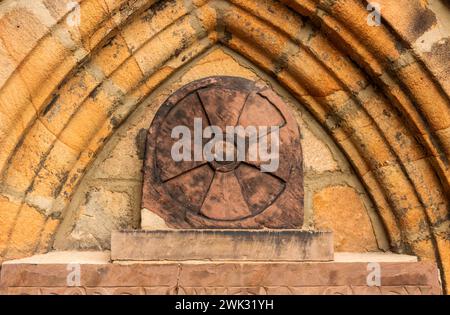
left=0, top=251, right=442, bottom=295
left=111, top=230, right=333, bottom=262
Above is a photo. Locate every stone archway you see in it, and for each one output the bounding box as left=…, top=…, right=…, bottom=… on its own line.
left=0, top=0, right=448, bottom=293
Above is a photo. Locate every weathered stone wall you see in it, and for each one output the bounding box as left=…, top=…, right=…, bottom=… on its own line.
left=0, top=0, right=448, bottom=292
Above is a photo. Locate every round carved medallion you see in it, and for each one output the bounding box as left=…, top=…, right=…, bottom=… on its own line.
left=143, top=76, right=304, bottom=228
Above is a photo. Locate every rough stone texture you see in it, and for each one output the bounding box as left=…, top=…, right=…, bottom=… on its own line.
left=0, top=251, right=441, bottom=295
left=313, top=186, right=380, bottom=252
left=0, top=0, right=448, bottom=293
left=141, top=209, right=170, bottom=230
left=301, top=126, right=339, bottom=173
left=377, top=0, right=450, bottom=95
left=54, top=186, right=140, bottom=250
left=111, top=230, right=333, bottom=262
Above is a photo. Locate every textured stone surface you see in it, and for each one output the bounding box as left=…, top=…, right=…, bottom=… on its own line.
left=313, top=186, right=380, bottom=252
left=111, top=230, right=333, bottom=262
left=301, top=126, right=339, bottom=174
left=0, top=252, right=441, bottom=295
left=55, top=187, right=140, bottom=250
left=141, top=209, right=170, bottom=230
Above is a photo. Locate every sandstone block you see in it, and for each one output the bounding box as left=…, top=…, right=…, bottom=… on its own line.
left=313, top=186, right=379, bottom=252
left=0, top=251, right=442, bottom=295
left=111, top=229, right=333, bottom=261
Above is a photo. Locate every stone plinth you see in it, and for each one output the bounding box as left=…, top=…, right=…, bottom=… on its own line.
left=111, top=230, right=333, bottom=262
left=0, top=251, right=442, bottom=295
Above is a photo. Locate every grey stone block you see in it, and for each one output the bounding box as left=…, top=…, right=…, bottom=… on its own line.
left=111, top=229, right=333, bottom=261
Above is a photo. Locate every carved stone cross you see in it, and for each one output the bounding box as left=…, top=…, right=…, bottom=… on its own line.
left=142, top=76, right=304, bottom=229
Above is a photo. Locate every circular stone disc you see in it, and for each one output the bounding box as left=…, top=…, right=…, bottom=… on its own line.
left=143, top=76, right=304, bottom=229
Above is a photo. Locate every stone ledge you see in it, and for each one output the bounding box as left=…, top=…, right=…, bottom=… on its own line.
left=111, top=230, right=334, bottom=262
left=334, top=252, right=418, bottom=262
left=1, top=251, right=111, bottom=265
left=0, top=258, right=441, bottom=295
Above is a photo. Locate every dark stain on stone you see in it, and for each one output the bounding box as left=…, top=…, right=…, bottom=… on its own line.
left=110, top=116, right=121, bottom=128
left=142, top=0, right=176, bottom=22
left=325, top=113, right=343, bottom=131
left=222, top=28, right=233, bottom=44
left=443, top=0, right=450, bottom=10
left=136, top=128, right=148, bottom=160
left=394, top=41, right=407, bottom=54
left=174, top=107, right=188, bottom=121
left=89, top=86, right=101, bottom=100
left=101, top=36, right=115, bottom=49
left=173, top=47, right=184, bottom=59
left=52, top=171, right=69, bottom=198
left=50, top=211, right=61, bottom=220
left=107, top=100, right=123, bottom=118
left=274, top=53, right=289, bottom=74
left=171, top=37, right=190, bottom=60
left=409, top=5, right=437, bottom=41
left=42, top=93, right=60, bottom=116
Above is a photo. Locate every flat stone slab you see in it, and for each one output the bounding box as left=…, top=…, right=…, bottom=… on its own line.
left=0, top=252, right=442, bottom=295
left=111, top=230, right=333, bottom=262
